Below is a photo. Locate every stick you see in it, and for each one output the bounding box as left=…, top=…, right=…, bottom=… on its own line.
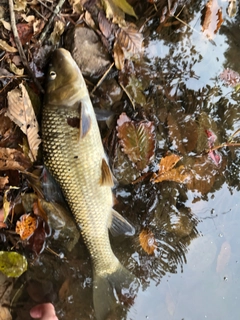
left=38, top=0, right=66, bottom=44
left=8, top=0, right=44, bottom=93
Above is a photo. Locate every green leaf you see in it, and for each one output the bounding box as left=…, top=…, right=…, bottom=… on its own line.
left=112, top=0, right=137, bottom=18
left=0, top=251, right=27, bottom=278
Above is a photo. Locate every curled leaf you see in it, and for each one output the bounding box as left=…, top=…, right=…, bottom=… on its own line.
left=139, top=228, right=157, bottom=255
left=15, top=213, right=37, bottom=240
left=0, top=251, right=27, bottom=277
left=117, top=113, right=155, bottom=171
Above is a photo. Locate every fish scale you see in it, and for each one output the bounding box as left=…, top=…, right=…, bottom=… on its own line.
left=42, top=48, right=136, bottom=319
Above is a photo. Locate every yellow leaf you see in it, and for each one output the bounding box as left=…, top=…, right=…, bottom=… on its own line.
left=152, top=165, right=190, bottom=184
left=111, top=0, right=137, bottom=19
left=15, top=213, right=37, bottom=240
left=0, top=40, right=17, bottom=53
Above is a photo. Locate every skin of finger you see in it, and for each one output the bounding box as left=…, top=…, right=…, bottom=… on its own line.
left=30, top=303, right=57, bottom=319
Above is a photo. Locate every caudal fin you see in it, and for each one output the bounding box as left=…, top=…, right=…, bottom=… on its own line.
left=93, top=264, right=139, bottom=320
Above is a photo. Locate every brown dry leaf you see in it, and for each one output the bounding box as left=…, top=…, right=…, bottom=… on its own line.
left=98, top=10, right=112, bottom=38
left=14, top=0, right=27, bottom=11
left=7, top=59, right=24, bottom=76
left=158, top=153, right=182, bottom=174
left=0, top=207, right=7, bottom=228
left=139, top=228, right=157, bottom=255
left=0, top=176, right=9, bottom=191
left=16, top=23, right=33, bottom=45
left=6, top=83, right=41, bottom=161
left=15, top=213, right=37, bottom=240
left=102, top=0, right=137, bottom=24
left=152, top=165, right=190, bottom=184
left=0, top=40, right=17, bottom=53
left=201, top=0, right=223, bottom=39
left=152, top=153, right=190, bottom=184
left=167, top=113, right=198, bottom=154
left=0, top=147, right=32, bottom=171
left=116, top=24, right=143, bottom=56
left=32, top=200, right=48, bottom=221
left=59, top=278, right=70, bottom=301
left=49, top=20, right=65, bottom=45
left=0, top=19, right=11, bottom=31
left=216, top=241, right=231, bottom=273
left=117, top=113, right=155, bottom=171
left=113, top=41, right=125, bottom=70
left=68, top=0, right=84, bottom=14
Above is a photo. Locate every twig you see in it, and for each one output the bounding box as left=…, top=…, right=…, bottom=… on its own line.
left=119, top=82, right=135, bottom=109
left=205, top=142, right=240, bottom=153
left=90, top=62, right=114, bottom=95
left=38, top=0, right=66, bottom=44
left=8, top=0, right=44, bottom=93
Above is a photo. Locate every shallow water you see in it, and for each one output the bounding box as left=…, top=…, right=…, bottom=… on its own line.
left=13, top=1, right=240, bottom=319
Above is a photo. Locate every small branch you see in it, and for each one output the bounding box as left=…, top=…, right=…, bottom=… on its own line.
left=90, top=62, right=114, bottom=95
left=205, top=142, right=240, bottom=153
left=38, top=0, right=66, bottom=44
left=8, top=0, right=44, bottom=93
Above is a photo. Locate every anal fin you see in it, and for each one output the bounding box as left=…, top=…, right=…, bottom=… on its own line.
left=100, top=158, right=114, bottom=186
left=110, top=209, right=135, bottom=236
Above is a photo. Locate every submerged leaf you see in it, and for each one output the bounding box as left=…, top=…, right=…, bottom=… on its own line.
left=201, top=0, right=223, bottom=39
left=113, top=41, right=125, bottom=70
left=0, top=251, right=27, bottom=277
left=139, top=228, right=157, bottom=255
left=6, top=83, right=41, bottom=161
left=158, top=153, right=182, bottom=174
left=15, top=213, right=37, bottom=240
left=117, top=113, right=155, bottom=171
left=152, top=165, right=190, bottom=184
left=102, top=0, right=137, bottom=22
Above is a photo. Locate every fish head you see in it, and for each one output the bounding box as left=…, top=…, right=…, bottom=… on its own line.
left=45, top=48, right=87, bottom=105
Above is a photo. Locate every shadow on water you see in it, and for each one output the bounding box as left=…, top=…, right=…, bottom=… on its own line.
left=11, top=0, right=240, bottom=319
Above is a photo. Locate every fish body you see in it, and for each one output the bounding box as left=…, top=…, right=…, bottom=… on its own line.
left=42, top=48, right=135, bottom=319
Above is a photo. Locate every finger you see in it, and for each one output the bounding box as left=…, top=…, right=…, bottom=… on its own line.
left=30, top=303, right=58, bottom=319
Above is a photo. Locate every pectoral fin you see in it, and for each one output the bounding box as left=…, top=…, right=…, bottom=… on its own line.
left=100, top=158, right=114, bottom=186
left=79, top=100, right=91, bottom=139
left=110, top=209, right=135, bottom=236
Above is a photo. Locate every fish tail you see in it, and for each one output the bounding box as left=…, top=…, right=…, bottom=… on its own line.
left=93, top=263, right=138, bottom=320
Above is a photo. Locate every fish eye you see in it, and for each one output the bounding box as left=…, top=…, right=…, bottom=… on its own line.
left=49, top=70, right=56, bottom=79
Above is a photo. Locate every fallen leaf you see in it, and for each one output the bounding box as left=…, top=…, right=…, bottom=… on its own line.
left=152, top=165, right=190, bottom=184
left=16, top=213, right=37, bottom=240
left=0, top=40, right=17, bottom=53
left=216, top=241, right=231, bottom=273
left=0, top=207, right=7, bottom=228
left=98, top=10, right=112, bottom=38
left=0, top=147, right=32, bottom=171
left=139, top=228, right=157, bottom=255
left=227, top=0, right=237, bottom=18
left=7, top=59, right=24, bottom=76
left=14, top=0, right=27, bottom=11
left=49, top=20, right=65, bottom=45
left=116, top=24, right=143, bottom=56
left=113, top=41, right=125, bottom=70
left=117, top=113, right=155, bottom=171
left=0, top=18, right=11, bottom=31
left=32, top=200, right=48, bottom=221
left=219, top=68, right=240, bottom=88
left=0, top=251, right=27, bottom=277
left=102, top=0, right=137, bottom=23
left=167, top=113, right=198, bottom=154
left=6, top=83, right=41, bottom=161
left=59, top=278, right=70, bottom=301
left=201, top=0, right=224, bottom=39
left=0, top=176, right=9, bottom=191
left=16, top=23, right=33, bottom=45
left=158, top=153, right=182, bottom=174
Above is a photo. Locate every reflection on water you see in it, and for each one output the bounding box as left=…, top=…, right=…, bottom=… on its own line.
left=12, top=1, right=240, bottom=319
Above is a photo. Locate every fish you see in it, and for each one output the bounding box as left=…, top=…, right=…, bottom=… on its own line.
left=42, top=48, right=137, bottom=319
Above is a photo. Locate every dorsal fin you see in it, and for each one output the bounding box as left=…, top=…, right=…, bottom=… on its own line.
left=100, top=158, right=114, bottom=186
left=79, top=100, right=91, bottom=139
